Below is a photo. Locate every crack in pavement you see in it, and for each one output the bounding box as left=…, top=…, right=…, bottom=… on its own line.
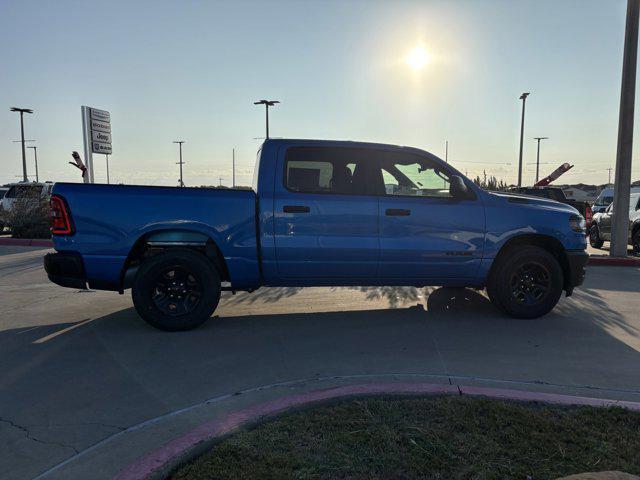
left=0, top=417, right=80, bottom=454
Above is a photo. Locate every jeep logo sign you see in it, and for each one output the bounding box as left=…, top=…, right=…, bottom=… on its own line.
left=86, top=107, right=112, bottom=155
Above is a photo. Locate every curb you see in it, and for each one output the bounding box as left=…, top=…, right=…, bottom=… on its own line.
left=587, top=255, right=640, bottom=266
left=114, top=383, right=640, bottom=480
left=0, top=237, right=52, bottom=247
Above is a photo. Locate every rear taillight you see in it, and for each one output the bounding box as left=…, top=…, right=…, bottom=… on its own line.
left=50, top=195, right=73, bottom=235
left=585, top=205, right=593, bottom=227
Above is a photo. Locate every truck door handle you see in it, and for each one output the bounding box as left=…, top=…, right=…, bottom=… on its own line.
left=283, top=205, right=310, bottom=213
left=385, top=208, right=411, bottom=216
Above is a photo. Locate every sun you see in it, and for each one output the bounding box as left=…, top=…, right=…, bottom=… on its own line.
left=405, top=45, right=431, bottom=71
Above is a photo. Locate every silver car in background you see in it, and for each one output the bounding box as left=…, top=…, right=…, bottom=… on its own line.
left=590, top=192, right=640, bottom=254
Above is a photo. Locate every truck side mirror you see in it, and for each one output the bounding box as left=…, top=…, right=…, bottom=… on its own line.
left=450, top=175, right=470, bottom=199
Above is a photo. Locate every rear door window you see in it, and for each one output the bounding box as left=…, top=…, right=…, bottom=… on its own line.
left=284, top=147, right=372, bottom=195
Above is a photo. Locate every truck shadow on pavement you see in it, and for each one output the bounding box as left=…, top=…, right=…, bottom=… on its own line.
left=222, top=285, right=495, bottom=312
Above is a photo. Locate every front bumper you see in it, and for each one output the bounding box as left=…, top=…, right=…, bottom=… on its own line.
left=565, top=249, right=589, bottom=295
left=44, top=252, right=87, bottom=289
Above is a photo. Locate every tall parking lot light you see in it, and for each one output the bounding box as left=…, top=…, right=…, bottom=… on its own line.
left=10, top=107, right=34, bottom=182
left=254, top=100, right=280, bottom=139
left=517, top=93, right=530, bottom=187
left=533, top=137, right=549, bottom=184
left=27, top=146, right=39, bottom=182
left=174, top=141, right=185, bottom=187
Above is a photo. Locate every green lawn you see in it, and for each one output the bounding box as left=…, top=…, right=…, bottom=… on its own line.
left=172, top=395, right=640, bottom=480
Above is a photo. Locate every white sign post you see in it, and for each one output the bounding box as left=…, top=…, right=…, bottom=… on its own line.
left=81, top=106, right=112, bottom=183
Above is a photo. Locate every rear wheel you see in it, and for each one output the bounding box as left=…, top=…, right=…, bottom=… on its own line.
left=589, top=224, right=604, bottom=249
left=487, top=246, right=564, bottom=319
left=132, top=249, right=221, bottom=331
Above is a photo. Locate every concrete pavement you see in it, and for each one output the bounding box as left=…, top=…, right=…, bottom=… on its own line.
left=1, top=245, right=640, bottom=479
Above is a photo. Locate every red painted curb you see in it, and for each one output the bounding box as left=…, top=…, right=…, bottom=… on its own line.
left=588, top=255, right=640, bottom=266
left=0, top=237, right=52, bottom=247
left=114, top=383, right=640, bottom=480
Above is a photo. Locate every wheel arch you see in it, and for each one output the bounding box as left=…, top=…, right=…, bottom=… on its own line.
left=489, top=234, right=571, bottom=292
left=120, top=229, right=230, bottom=292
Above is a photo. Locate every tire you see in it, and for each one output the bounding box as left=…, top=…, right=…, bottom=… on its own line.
left=486, top=246, right=564, bottom=319
left=132, top=248, right=221, bottom=331
left=589, top=224, right=604, bottom=249
left=632, top=227, right=640, bottom=255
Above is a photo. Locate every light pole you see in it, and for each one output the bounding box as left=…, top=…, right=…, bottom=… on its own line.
left=533, top=137, right=549, bottom=184
left=10, top=107, right=34, bottom=182
left=517, top=93, right=530, bottom=187
left=27, top=146, right=39, bottom=182
left=253, top=100, right=280, bottom=139
left=232, top=148, right=236, bottom=187
left=611, top=0, right=639, bottom=258
left=173, top=140, right=185, bottom=187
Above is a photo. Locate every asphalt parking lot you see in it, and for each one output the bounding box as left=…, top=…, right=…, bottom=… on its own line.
left=1, top=245, right=640, bottom=480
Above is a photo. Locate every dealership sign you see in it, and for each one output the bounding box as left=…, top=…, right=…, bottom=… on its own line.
left=88, top=108, right=112, bottom=155
left=81, top=106, right=112, bottom=183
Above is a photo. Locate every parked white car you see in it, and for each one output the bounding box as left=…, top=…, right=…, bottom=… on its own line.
left=1, top=182, right=54, bottom=214
left=0, top=187, right=10, bottom=230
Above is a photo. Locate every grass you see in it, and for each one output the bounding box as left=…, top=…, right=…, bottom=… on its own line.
left=171, top=395, right=640, bottom=480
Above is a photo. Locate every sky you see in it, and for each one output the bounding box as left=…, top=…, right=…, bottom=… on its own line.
left=0, top=0, right=637, bottom=187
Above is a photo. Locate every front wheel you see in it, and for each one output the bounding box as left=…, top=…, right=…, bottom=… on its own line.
left=487, top=246, right=564, bottom=319
left=132, top=248, right=221, bottom=331
left=589, top=225, right=604, bottom=248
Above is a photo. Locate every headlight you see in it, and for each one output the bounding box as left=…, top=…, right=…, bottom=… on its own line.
left=569, top=214, right=586, bottom=232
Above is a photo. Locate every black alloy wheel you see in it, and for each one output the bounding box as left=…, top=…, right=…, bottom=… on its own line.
left=509, top=262, right=550, bottom=306
left=151, top=266, right=203, bottom=316
left=132, top=248, right=221, bottom=331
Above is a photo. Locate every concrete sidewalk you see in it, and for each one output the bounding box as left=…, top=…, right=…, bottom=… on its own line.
left=0, top=246, right=639, bottom=479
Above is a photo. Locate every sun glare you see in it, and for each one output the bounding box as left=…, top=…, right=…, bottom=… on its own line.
left=405, top=45, right=431, bottom=71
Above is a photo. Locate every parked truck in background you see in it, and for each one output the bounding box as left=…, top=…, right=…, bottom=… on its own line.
left=510, top=186, right=593, bottom=228
left=592, top=186, right=640, bottom=214
left=44, top=139, right=588, bottom=331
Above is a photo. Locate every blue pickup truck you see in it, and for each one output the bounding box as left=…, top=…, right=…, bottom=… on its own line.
left=44, top=139, right=588, bottom=331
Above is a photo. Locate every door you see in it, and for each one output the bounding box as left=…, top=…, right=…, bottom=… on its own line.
left=599, top=202, right=614, bottom=240
left=273, top=146, right=379, bottom=278
left=374, top=150, right=485, bottom=279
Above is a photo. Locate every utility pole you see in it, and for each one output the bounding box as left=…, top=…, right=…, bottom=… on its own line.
left=517, top=93, right=530, bottom=187
left=253, top=100, right=280, bottom=139
left=105, top=154, right=110, bottom=184
left=232, top=148, right=236, bottom=187
left=27, top=146, right=39, bottom=182
left=173, top=140, right=185, bottom=187
left=219, top=177, right=223, bottom=187
left=533, top=137, right=549, bottom=184
left=10, top=107, right=34, bottom=182
left=611, top=0, right=639, bottom=258
left=445, top=140, right=448, bottom=163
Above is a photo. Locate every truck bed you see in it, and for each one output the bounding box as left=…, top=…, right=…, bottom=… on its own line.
left=52, top=183, right=260, bottom=289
